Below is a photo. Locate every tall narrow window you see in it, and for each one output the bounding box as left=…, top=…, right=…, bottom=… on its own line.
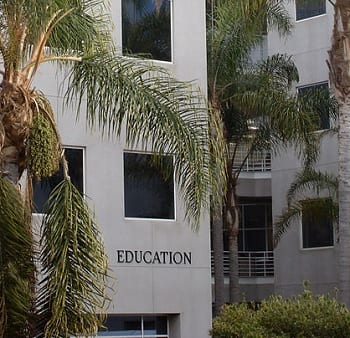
left=296, top=0, right=326, bottom=21
left=302, top=199, right=334, bottom=249
left=122, top=0, right=172, bottom=61
left=124, top=152, right=175, bottom=220
left=234, top=198, right=273, bottom=253
left=32, top=147, right=84, bottom=213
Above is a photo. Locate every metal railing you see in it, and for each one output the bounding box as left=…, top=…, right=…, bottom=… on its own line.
left=231, top=144, right=271, bottom=172
left=211, top=251, right=274, bottom=278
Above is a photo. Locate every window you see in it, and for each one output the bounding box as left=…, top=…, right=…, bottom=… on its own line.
left=124, top=152, right=175, bottom=220
left=32, top=148, right=84, bottom=213
left=98, top=315, right=169, bottom=337
left=298, top=82, right=331, bottom=130
left=122, top=0, right=172, bottom=62
left=237, top=198, right=273, bottom=252
left=296, top=0, right=326, bottom=21
left=302, top=199, right=334, bottom=249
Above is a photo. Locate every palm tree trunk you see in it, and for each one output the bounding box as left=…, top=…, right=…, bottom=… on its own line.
left=328, top=0, right=350, bottom=307
left=225, top=166, right=240, bottom=303
left=0, top=82, right=31, bottom=184
left=338, top=101, right=350, bottom=307
left=212, top=205, right=225, bottom=316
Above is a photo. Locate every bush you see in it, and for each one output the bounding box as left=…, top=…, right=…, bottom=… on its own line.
left=211, top=303, right=272, bottom=338
left=211, top=289, right=350, bottom=338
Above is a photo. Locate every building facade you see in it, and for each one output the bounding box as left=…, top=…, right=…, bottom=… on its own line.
left=270, top=0, right=337, bottom=299
left=33, top=1, right=212, bottom=337
left=216, top=0, right=338, bottom=304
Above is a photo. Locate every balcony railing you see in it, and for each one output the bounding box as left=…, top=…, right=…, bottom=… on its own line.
left=232, top=148, right=271, bottom=172
left=211, top=251, right=274, bottom=278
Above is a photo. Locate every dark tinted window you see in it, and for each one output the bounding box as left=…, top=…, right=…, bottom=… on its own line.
left=237, top=198, right=273, bottom=252
left=298, top=82, right=331, bottom=130
left=33, top=148, right=84, bottom=213
left=122, top=0, right=171, bottom=61
left=99, top=315, right=168, bottom=337
left=124, top=152, right=174, bottom=219
left=296, top=0, right=326, bottom=20
left=302, top=199, right=334, bottom=248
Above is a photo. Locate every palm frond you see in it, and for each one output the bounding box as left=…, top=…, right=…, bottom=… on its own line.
left=207, top=0, right=291, bottom=101
left=274, top=197, right=339, bottom=246
left=274, top=169, right=339, bottom=246
left=258, top=54, right=299, bottom=90
left=266, top=0, right=293, bottom=36
left=287, top=168, right=338, bottom=206
left=274, top=201, right=302, bottom=247
left=0, top=177, right=34, bottom=337
left=298, top=85, right=339, bottom=130
left=37, top=179, right=108, bottom=338
left=65, top=52, right=221, bottom=229
left=0, top=0, right=110, bottom=84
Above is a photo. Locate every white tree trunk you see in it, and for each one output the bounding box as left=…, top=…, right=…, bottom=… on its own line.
left=329, top=0, right=350, bottom=307
left=338, top=101, right=350, bottom=306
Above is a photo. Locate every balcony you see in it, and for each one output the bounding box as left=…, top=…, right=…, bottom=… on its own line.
left=211, top=251, right=274, bottom=278
left=231, top=144, right=271, bottom=172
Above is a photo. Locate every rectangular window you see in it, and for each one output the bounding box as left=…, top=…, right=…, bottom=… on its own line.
left=302, top=199, right=334, bottom=249
left=296, top=0, right=326, bottom=21
left=298, top=82, right=331, bottom=130
left=124, top=152, right=175, bottom=220
left=98, top=315, right=169, bottom=337
left=32, top=147, right=84, bottom=213
left=122, top=0, right=172, bottom=62
left=235, top=198, right=273, bottom=252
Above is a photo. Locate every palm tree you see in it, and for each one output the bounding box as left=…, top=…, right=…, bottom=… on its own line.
left=328, top=0, right=350, bottom=307
left=207, top=0, right=321, bottom=310
left=0, top=1, right=224, bottom=337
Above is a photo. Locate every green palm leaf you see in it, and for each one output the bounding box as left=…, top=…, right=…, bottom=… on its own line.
left=37, top=179, right=108, bottom=338
left=0, top=177, right=34, bottom=338
left=274, top=169, right=338, bottom=245
left=66, top=53, right=214, bottom=229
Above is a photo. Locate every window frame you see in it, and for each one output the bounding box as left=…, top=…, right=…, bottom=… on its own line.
left=123, top=151, right=176, bottom=222
left=121, top=0, right=174, bottom=63
left=297, top=81, right=331, bottom=130
left=300, top=198, right=334, bottom=250
left=234, top=198, right=273, bottom=253
left=98, top=315, right=169, bottom=338
left=295, top=0, right=326, bottom=21
left=32, top=146, right=85, bottom=215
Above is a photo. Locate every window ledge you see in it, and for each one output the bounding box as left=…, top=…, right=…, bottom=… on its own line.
left=296, top=13, right=327, bottom=23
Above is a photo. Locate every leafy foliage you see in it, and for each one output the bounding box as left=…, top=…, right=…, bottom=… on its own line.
left=37, top=179, right=108, bottom=338
left=67, top=53, right=214, bottom=229
left=0, top=177, right=34, bottom=338
left=274, top=168, right=338, bottom=245
left=211, top=289, right=350, bottom=338
left=211, top=302, right=269, bottom=338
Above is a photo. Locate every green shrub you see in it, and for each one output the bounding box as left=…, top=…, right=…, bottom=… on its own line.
left=211, top=303, right=272, bottom=338
left=211, top=289, right=350, bottom=338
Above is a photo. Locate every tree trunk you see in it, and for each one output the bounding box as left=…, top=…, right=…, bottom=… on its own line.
left=338, top=101, right=350, bottom=307
left=0, top=82, right=31, bottom=184
left=328, top=0, right=350, bottom=307
left=212, top=206, right=225, bottom=316
left=225, top=164, right=240, bottom=303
